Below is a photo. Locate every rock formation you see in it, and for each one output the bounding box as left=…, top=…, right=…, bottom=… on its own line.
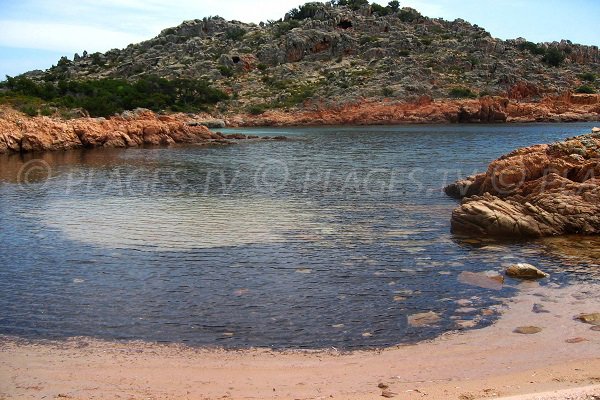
left=445, top=129, right=600, bottom=237
left=0, top=107, right=231, bottom=154
left=226, top=94, right=599, bottom=126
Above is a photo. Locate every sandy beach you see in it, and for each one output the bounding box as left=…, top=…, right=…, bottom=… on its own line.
left=1, top=282, right=599, bottom=400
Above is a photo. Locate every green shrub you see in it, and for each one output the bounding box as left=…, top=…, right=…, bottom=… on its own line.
left=257, top=63, right=268, bottom=71
left=225, top=26, right=246, bottom=41
left=334, top=0, right=369, bottom=11
left=388, top=1, right=400, bottom=12
left=517, top=41, right=546, bottom=56
left=449, top=87, right=477, bottom=99
left=248, top=104, right=269, bottom=115
left=382, top=87, right=394, bottom=97
left=371, top=3, right=391, bottom=16
left=273, top=20, right=300, bottom=37
left=575, top=85, right=596, bottom=94
left=542, top=47, right=565, bottom=67
left=218, top=65, right=234, bottom=77
left=359, top=35, right=377, bottom=45
left=0, top=76, right=229, bottom=117
left=579, top=72, right=596, bottom=82
left=398, top=8, right=422, bottom=22
left=398, top=50, right=410, bottom=57
left=287, top=2, right=322, bottom=20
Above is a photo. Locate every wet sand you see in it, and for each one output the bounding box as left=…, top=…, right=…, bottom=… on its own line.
left=1, top=282, right=599, bottom=400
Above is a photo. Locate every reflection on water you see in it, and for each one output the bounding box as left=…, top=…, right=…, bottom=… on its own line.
left=0, top=122, right=598, bottom=349
left=43, top=198, right=321, bottom=250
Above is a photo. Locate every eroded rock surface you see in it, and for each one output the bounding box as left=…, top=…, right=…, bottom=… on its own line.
left=446, top=130, right=600, bottom=237
left=0, top=107, right=229, bottom=154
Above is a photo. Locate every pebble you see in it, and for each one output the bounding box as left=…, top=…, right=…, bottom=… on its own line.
left=565, top=337, right=588, bottom=344
left=532, top=303, right=550, bottom=314
left=455, top=299, right=473, bottom=307
left=456, top=307, right=478, bottom=314
left=505, top=263, right=549, bottom=279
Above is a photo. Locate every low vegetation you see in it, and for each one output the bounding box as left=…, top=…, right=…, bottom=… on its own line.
left=448, top=87, right=477, bottom=99
left=0, top=76, right=228, bottom=117
left=575, top=85, right=596, bottom=94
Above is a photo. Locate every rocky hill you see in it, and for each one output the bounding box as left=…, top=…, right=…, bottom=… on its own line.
left=10, top=1, right=600, bottom=121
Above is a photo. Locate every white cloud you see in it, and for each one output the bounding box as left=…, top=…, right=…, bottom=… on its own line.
left=0, top=20, right=147, bottom=53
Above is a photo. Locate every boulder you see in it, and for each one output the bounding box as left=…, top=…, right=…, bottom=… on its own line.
left=505, top=263, right=548, bottom=279
left=447, top=131, right=600, bottom=237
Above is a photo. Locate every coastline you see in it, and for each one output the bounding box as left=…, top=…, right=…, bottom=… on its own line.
left=2, top=94, right=599, bottom=155
left=2, top=282, right=599, bottom=400
left=225, top=95, right=600, bottom=128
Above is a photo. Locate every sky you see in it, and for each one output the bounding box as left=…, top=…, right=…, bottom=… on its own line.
left=0, top=0, right=599, bottom=78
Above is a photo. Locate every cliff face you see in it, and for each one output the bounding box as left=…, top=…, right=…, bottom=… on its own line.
left=19, top=3, right=600, bottom=120
left=446, top=129, right=600, bottom=237
left=226, top=94, right=600, bottom=126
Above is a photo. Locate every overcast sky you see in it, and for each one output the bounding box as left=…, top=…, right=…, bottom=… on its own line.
left=0, top=0, right=599, bottom=78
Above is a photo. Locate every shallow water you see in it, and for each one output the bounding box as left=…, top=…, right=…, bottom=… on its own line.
left=0, top=123, right=598, bottom=349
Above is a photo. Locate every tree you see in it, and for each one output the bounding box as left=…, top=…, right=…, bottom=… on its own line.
left=388, top=0, right=400, bottom=12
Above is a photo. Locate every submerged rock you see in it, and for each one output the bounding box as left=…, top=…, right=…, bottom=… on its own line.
left=457, top=271, right=504, bottom=290
left=407, top=311, right=441, bottom=327
left=505, top=263, right=549, bottom=280
left=446, top=130, right=600, bottom=238
left=514, top=326, right=542, bottom=334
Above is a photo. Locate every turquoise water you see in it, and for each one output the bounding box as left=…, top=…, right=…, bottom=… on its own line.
left=0, top=122, right=598, bottom=348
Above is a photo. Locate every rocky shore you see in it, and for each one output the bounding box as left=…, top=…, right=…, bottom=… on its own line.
left=446, top=128, right=600, bottom=237
left=227, top=94, right=600, bottom=127
left=2, top=92, right=598, bottom=155
left=0, top=107, right=246, bottom=154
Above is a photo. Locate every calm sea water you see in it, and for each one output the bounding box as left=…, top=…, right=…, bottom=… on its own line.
left=0, top=123, right=598, bottom=349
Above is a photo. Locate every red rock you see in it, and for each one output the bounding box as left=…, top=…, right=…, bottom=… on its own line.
left=0, top=107, right=222, bottom=153
left=446, top=130, right=600, bottom=237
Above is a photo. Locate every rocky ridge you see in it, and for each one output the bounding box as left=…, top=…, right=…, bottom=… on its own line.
left=445, top=129, right=600, bottom=237
left=0, top=107, right=242, bottom=154
left=18, top=2, right=600, bottom=123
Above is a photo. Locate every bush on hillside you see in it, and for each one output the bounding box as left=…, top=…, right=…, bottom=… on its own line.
left=449, top=87, right=477, bottom=99
left=575, top=85, right=596, bottom=94
left=0, top=76, right=229, bottom=117
left=542, top=47, right=565, bottom=67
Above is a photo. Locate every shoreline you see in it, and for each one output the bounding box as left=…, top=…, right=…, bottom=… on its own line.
left=2, top=95, right=599, bottom=155
left=2, top=282, right=599, bottom=399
